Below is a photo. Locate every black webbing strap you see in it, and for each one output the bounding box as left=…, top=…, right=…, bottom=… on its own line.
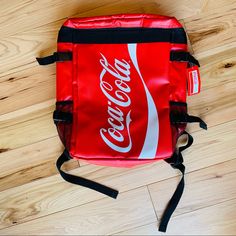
left=159, top=131, right=193, bottom=232
left=36, top=52, right=72, bottom=65
left=170, top=51, right=200, bottom=67
left=56, top=150, right=119, bottom=199
left=53, top=110, right=73, bottom=124
left=170, top=112, right=207, bottom=130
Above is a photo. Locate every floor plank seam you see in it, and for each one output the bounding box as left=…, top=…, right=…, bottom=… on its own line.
left=147, top=185, right=159, bottom=221
left=111, top=219, right=158, bottom=235
left=146, top=156, right=236, bottom=190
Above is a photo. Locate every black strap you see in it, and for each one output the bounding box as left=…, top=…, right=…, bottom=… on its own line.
left=170, top=51, right=200, bottom=67
left=53, top=110, right=73, bottom=124
left=56, top=150, right=119, bottom=199
left=36, top=52, right=72, bottom=65
left=170, top=112, right=207, bottom=130
left=159, top=131, right=193, bottom=232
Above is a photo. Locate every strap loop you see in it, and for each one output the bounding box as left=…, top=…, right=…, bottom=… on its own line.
left=57, top=150, right=119, bottom=199
left=36, top=52, right=72, bottom=65
left=170, top=112, right=207, bottom=130
left=170, top=51, right=200, bottom=67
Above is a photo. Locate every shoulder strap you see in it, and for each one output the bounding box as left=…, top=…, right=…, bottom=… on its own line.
left=56, top=150, right=119, bottom=199
left=159, top=131, right=193, bottom=232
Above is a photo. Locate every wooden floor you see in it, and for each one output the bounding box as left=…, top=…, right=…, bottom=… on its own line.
left=0, top=0, right=236, bottom=235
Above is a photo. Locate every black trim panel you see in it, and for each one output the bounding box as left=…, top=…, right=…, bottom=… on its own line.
left=58, top=26, right=187, bottom=44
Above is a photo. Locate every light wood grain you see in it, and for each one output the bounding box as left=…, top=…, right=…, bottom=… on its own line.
left=0, top=136, right=80, bottom=192
left=0, top=0, right=206, bottom=37
left=0, top=187, right=156, bottom=235
left=0, top=0, right=205, bottom=78
left=0, top=119, right=235, bottom=229
left=184, top=5, right=236, bottom=54
left=0, top=0, right=236, bottom=235
left=115, top=197, right=236, bottom=235
left=0, top=67, right=56, bottom=115
left=197, top=46, right=236, bottom=90
left=165, top=198, right=236, bottom=235
left=0, top=100, right=56, bottom=150
left=187, top=80, right=236, bottom=133
left=148, top=158, right=236, bottom=218
left=201, top=0, right=236, bottom=12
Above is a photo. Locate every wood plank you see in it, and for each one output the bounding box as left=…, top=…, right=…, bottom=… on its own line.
left=115, top=197, right=236, bottom=236
left=1, top=0, right=235, bottom=79
left=0, top=136, right=79, bottom=192
left=197, top=46, right=236, bottom=91
left=114, top=222, right=159, bottom=235
left=83, top=0, right=205, bottom=20
left=0, top=28, right=57, bottom=78
left=184, top=6, right=236, bottom=54
left=0, top=159, right=172, bottom=229
left=0, top=0, right=111, bottom=37
left=0, top=0, right=206, bottom=37
left=0, top=66, right=55, bottom=115
left=166, top=198, right=236, bottom=235
left=0, top=187, right=156, bottom=235
left=187, top=80, right=236, bottom=133
left=0, top=100, right=56, bottom=150
left=148, top=158, right=236, bottom=218
left=201, top=0, right=236, bottom=13
left=0, top=119, right=235, bottom=229
left=0, top=0, right=206, bottom=78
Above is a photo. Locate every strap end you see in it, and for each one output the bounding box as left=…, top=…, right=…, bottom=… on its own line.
left=200, top=121, right=207, bottom=130
left=158, top=224, right=167, bottom=233
left=110, top=190, right=119, bottom=199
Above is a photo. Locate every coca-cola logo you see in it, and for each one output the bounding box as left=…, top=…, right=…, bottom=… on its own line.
left=99, top=53, right=132, bottom=153
left=99, top=44, right=159, bottom=158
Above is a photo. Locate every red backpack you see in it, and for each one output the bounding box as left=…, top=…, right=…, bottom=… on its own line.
left=37, top=14, right=207, bottom=232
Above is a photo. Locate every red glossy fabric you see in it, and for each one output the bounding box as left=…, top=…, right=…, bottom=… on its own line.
left=56, top=14, right=188, bottom=167
left=63, top=14, right=183, bottom=29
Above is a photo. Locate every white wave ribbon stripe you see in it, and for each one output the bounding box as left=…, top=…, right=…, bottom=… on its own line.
left=128, top=43, right=159, bottom=159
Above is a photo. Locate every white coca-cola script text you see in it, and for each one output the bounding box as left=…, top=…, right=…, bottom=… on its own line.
left=99, top=53, right=132, bottom=153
